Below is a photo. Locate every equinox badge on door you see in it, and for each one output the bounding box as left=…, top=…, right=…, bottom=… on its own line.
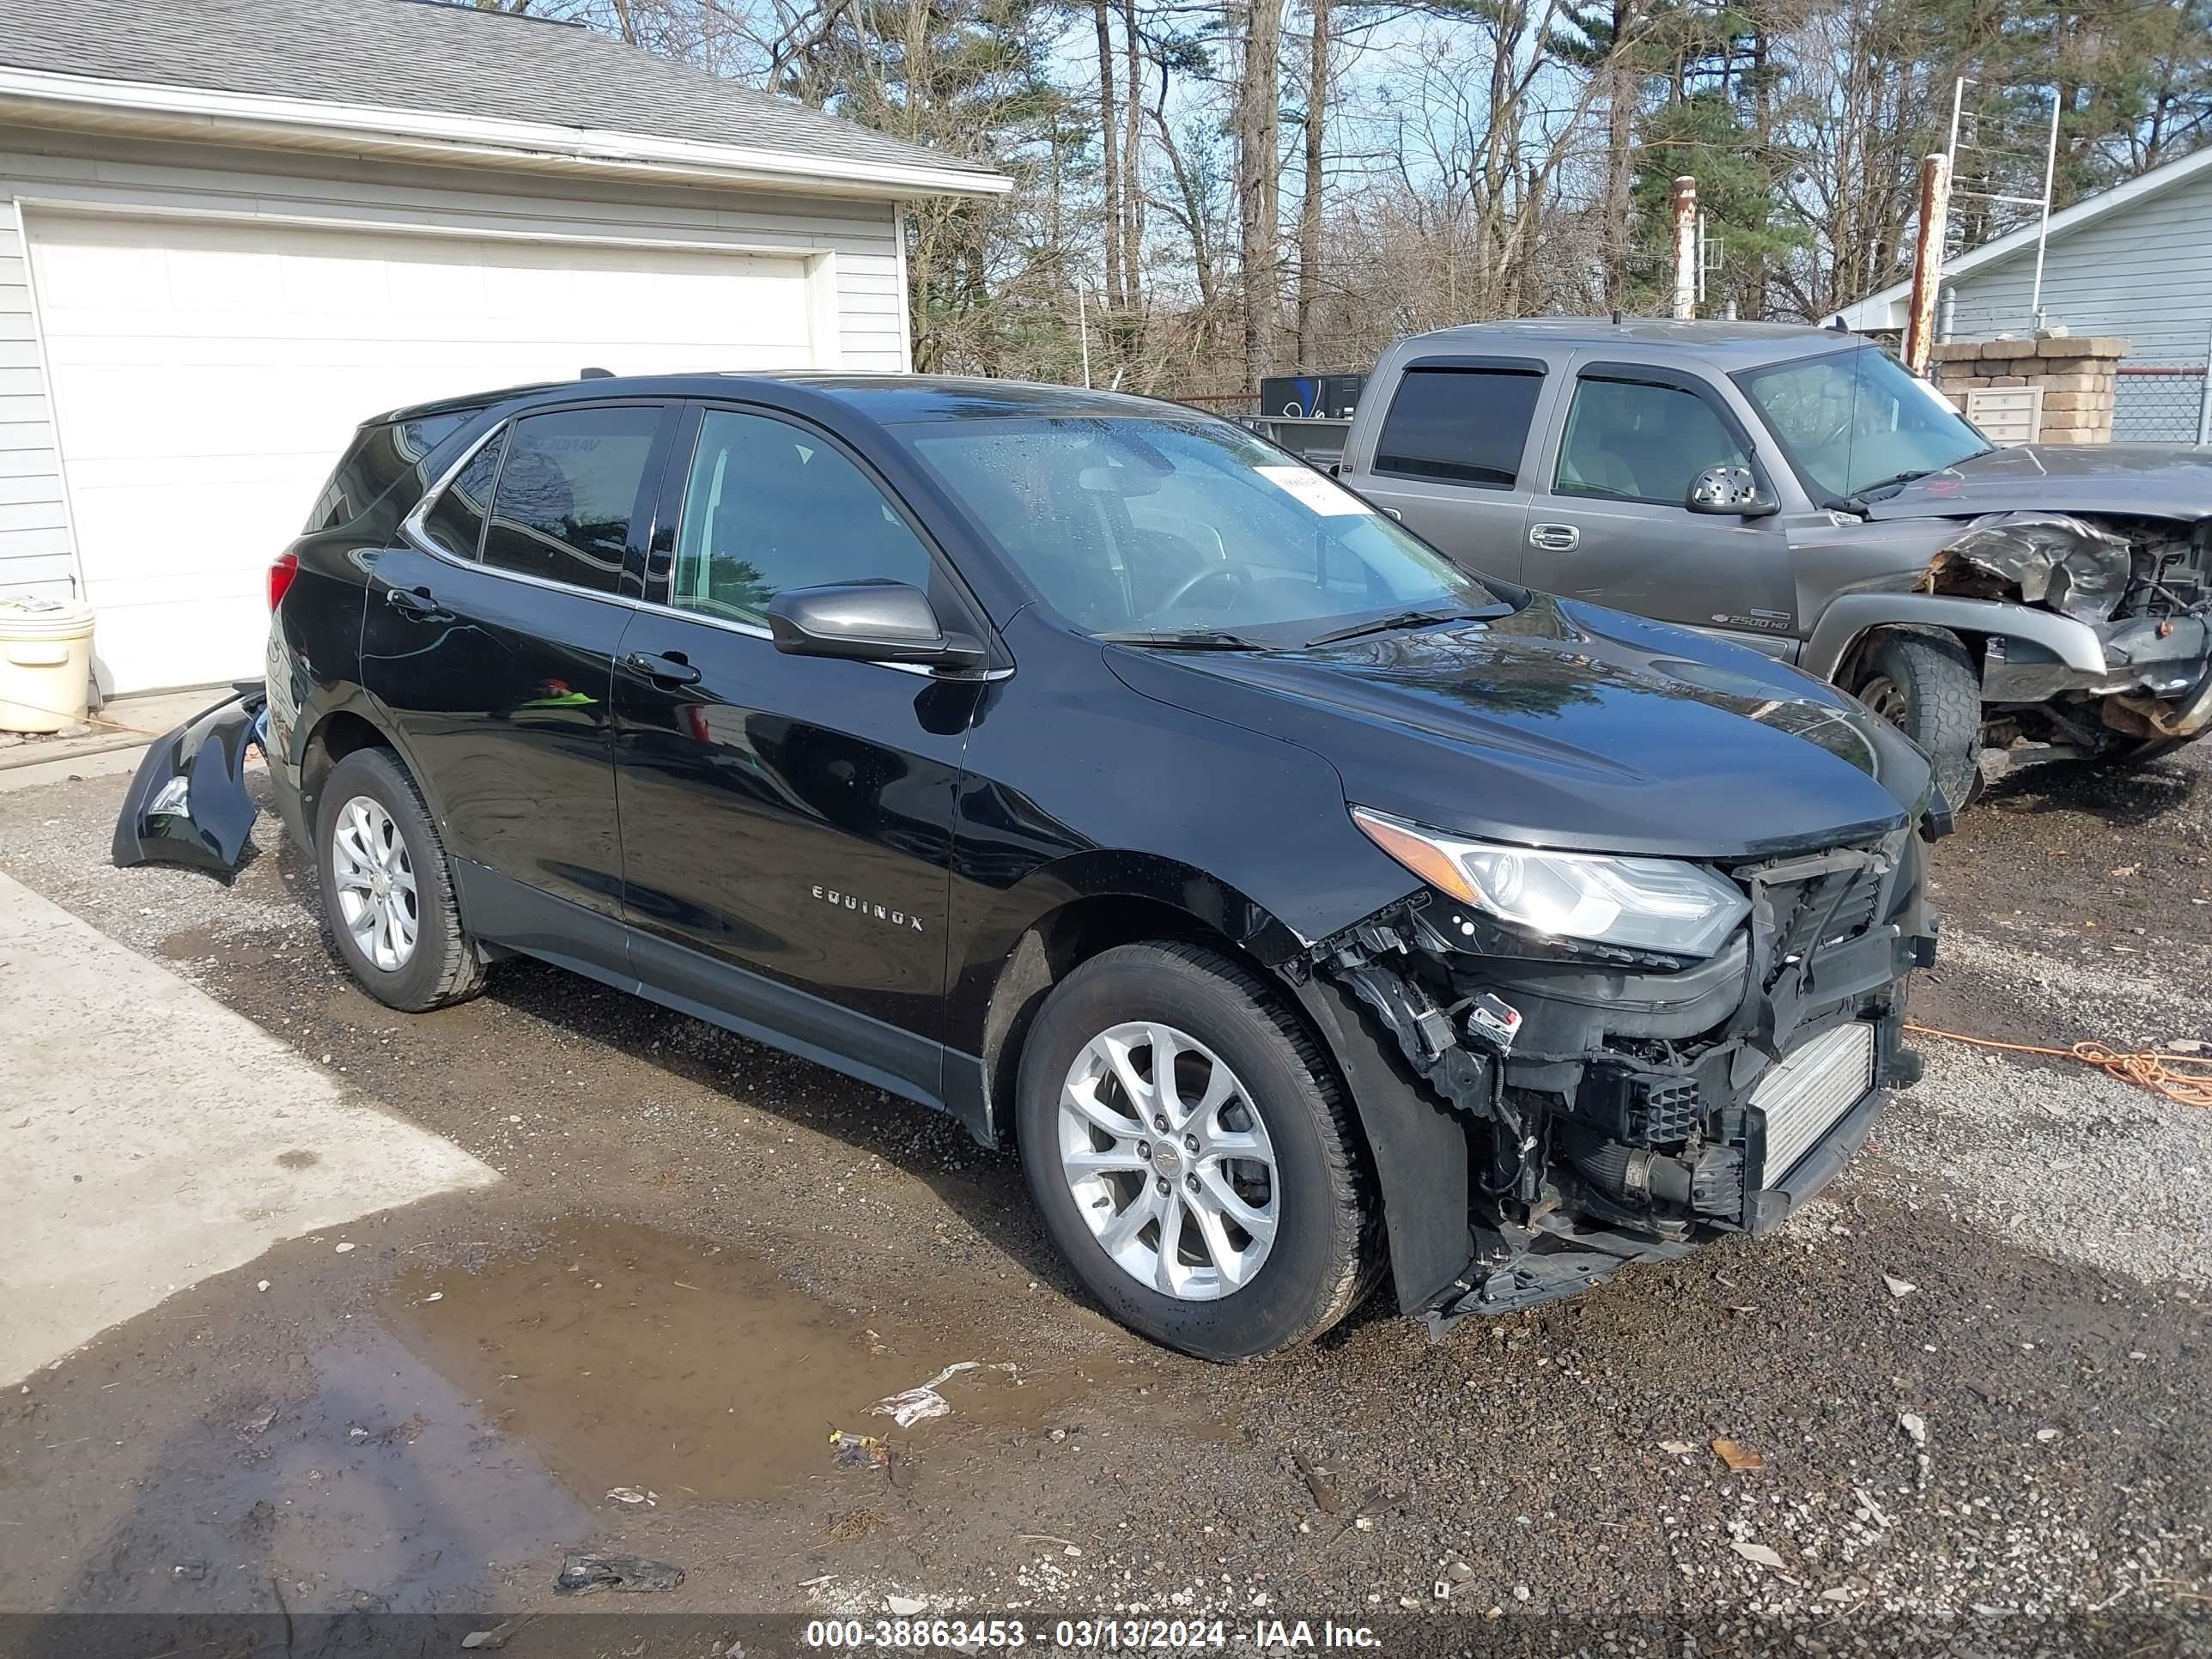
left=812, top=884, right=925, bottom=932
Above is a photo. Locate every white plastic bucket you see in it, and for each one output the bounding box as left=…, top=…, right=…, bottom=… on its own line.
left=0, top=596, right=96, bottom=733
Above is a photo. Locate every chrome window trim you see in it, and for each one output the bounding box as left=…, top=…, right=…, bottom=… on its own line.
left=401, top=415, right=1011, bottom=682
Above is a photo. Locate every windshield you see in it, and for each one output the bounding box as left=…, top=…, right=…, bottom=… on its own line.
left=1737, top=347, right=1991, bottom=504
left=897, top=415, right=1503, bottom=641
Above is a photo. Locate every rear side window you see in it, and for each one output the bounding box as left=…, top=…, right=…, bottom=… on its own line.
left=479, top=407, right=661, bottom=594
left=1371, top=368, right=1542, bottom=488
left=305, top=413, right=470, bottom=532
left=418, top=431, right=503, bottom=561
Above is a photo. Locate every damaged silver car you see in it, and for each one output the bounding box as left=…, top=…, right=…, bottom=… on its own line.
left=1334, top=322, right=2212, bottom=806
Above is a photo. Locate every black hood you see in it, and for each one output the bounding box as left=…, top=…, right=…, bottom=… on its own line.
left=1106, top=595, right=1929, bottom=860
left=1865, top=443, right=2212, bottom=522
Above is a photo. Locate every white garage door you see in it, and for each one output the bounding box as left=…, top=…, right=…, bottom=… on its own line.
left=28, top=211, right=820, bottom=693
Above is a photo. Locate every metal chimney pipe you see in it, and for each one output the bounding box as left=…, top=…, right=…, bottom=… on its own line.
left=1670, top=178, right=1698, bottom=321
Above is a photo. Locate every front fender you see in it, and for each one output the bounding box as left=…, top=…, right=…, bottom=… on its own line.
left=1802, top=593, right=2107, bottom=682
left=111, top=684, right=268, bottom=880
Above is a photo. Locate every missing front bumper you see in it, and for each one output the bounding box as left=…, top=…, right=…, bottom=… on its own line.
left=1305, top=830, right=1934, bottom=1335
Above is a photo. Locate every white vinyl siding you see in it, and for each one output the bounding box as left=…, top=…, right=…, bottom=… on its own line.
left=1942, top=161, right=2212, bottom=366
left=1, top=127, right=918, bottom=692
left=0, top=198, right=75, bottom=600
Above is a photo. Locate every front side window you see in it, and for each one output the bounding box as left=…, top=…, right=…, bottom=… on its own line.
left=478, top=407, right=661, bottom=594
left=1738, top=347, right=1990, bottom=503
left=1554, top=378, right=1748, bottom=506
left=1370, top=367, right=1543, bottom=488
left=668, top=409, right=934, bottom=626
left=899, top=415, right=1504, bottom=639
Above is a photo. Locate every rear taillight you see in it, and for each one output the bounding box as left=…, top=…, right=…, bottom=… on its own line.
left=269, top=552, right=300, bottom=613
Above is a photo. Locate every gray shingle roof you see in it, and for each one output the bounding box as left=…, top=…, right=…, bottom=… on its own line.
left=0, top=0, right=999, bottom=185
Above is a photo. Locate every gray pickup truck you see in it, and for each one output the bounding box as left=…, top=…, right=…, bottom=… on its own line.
left=1327, top=318, right=2212, bottom=805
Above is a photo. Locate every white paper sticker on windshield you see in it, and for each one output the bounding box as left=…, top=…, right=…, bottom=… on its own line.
left=1255, top=465, right=1374, bottom=515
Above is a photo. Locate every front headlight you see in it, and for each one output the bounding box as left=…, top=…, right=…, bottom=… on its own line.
left=1351, top=806, right=1751, bottom=957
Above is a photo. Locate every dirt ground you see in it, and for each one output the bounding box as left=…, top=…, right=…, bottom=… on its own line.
left=2, top=742, right=2209, bottom=1657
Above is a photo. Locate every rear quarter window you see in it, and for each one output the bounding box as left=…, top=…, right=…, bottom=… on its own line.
left=303, top=412, right=472, bottom=532
left=1370, top=367, right=1543, bottom=488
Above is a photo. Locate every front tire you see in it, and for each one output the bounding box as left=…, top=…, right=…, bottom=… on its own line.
left=1853, top=628, right=1983, bottom=810
left=1014, top=942, right=1376, bottom=1361
left=314, top=747, right=484, bottom=1012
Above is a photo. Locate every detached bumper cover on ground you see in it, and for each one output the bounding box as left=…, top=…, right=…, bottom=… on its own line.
left=110, top=682, right=267, bottom=878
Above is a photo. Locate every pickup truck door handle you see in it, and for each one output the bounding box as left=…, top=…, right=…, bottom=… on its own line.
left=626, top=650, right=702, bottom=687
left=1528, top=522, right=1581, bottom=552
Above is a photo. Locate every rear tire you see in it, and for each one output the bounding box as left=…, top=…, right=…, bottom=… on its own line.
left=1853, top=629, right=1983, bottom=810
left=1014, top=941, right=1376, bottom=1362
left=314, top=747, right=484, bottom=1012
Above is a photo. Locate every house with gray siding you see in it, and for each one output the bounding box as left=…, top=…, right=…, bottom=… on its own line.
left=1837, top=144, right=2212, bottom=447
left=0, top=0, right=1006, bottom=694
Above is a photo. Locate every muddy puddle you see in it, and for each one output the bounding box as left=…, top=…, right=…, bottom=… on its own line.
left=381, top=1218, right=1086, bottom=1510
left=66, top=1328, right=592, bottom=1613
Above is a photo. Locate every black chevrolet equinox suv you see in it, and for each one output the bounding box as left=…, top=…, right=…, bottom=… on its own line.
left=118, top=374, right=1943, bottom=1361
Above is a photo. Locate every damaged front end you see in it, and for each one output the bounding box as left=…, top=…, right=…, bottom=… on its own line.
left=1925, top=512, right=2212, bottom=752
left=1299, top=822, right=1939, bottom=1334
left=111, top=683, right=268, bottom=879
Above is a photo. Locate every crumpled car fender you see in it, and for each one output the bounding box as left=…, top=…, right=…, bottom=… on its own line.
left=111, top=682, right=268, bottom=880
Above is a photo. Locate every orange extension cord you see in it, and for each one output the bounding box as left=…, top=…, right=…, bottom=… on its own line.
left=1905, top=1023, right=2212, bottom=1109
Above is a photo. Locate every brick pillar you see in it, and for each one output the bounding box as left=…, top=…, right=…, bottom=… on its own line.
left=1929, top=334, right=2125, bottom=444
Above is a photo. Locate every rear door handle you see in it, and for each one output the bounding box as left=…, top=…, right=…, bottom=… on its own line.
left=1528, top=522, right=1581, bottom=552
left=626, top=651, right=702, bottom=686
left=385, top=585, right=447, bottom=619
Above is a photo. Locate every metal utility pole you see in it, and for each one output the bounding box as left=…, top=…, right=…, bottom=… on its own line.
left=1904, top=152, right=1953, bottom=374
left=1670, top=177, right=1698, bottom=321
left=1078, top=288, right=1092, bottom=389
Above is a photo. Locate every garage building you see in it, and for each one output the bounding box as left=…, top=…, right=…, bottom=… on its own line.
left=0, top=0, right=1006, bottom=695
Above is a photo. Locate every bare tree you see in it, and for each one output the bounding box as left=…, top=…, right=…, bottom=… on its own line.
left=1236, top=0, right=1287, bottom=388
left=1294, top=0, right=1333, bottom=363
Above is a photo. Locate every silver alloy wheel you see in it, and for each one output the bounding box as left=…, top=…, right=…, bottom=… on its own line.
left=1056, top=1021, right=1279, bottom=1301
left=329, top=794, right=419, bottom=973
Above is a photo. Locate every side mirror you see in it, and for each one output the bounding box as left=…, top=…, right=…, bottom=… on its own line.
left=767, top=582, right=987, bottom=673
left=1686, top=465, right=1779, bottom=519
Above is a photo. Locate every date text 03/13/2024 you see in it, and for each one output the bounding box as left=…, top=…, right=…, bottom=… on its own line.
left=800, top=1618, right=1383, bottom=1650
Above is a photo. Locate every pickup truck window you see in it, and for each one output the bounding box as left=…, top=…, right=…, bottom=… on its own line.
left=1737, top=346, right=1990, bottom=503
left=1370, top=367, right=1542, bottom=488
left=1555, top=378, right=1747, bottom=507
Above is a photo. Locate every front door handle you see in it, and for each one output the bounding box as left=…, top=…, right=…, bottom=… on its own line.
left=1528, top=522, right=1581, bottom=552
left=626, top=651, right=702, bottom=686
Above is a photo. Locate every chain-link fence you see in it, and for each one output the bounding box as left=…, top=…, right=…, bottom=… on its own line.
left=2114, top=362, right=2210, bottom=445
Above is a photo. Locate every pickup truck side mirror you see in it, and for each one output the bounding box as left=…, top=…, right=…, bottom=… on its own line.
left=767, top=581, right=987, bottom=673
left=1686, top=465, right=1779, bottom=519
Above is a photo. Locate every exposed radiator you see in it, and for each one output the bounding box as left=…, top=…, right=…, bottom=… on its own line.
left=1752, top=1020, right=1877, bottom=1183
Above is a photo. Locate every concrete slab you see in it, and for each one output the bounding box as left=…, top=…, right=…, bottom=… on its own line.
left=0, top=869, right=499, bottom=1385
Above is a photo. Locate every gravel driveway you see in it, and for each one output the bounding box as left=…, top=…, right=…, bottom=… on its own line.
left=1, top=743, right=2206, bottom=1656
